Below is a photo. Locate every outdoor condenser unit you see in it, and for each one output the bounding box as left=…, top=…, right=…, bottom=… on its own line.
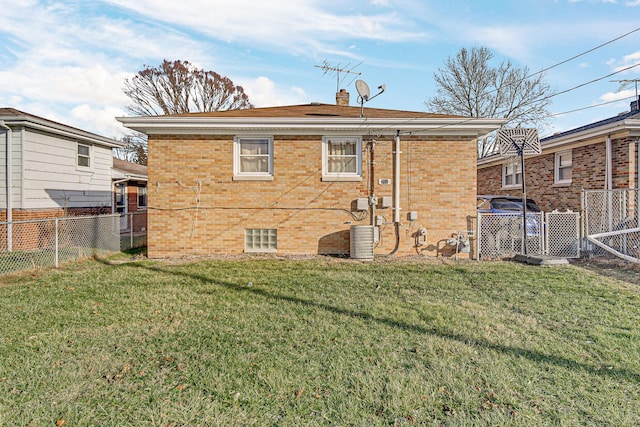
left=350, top=225, right=375, bottom=260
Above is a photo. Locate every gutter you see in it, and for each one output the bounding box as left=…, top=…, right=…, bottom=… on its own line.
left=112, top=177, right=129, bottom=214
left=1, top=121, right=12, bottom=251
left=0, top=119, right=124, bottom=148
left=117, top=116, right=505, bottom=137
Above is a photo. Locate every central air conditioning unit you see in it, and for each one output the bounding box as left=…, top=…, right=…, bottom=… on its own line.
left=350, top=225, right=375, bottom=260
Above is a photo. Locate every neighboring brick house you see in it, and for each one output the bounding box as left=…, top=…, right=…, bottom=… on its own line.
left=0, top=107, right=124, bottom=222
left=478, top=98, right=640, bottom=212
left=112, top=158, right=148, bottom=233
left=119, top=92, right=503, bottom=258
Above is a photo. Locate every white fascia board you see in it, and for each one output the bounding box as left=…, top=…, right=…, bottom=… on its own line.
left=541, top=119, right=640, bottom=150
left=117, top=116, right=505, bottom=138
left=3, top=118, right=124, bottom=148
left=625, top=119, right=640, bottom=137
left=478, top=118, right=640, bottom=169
left=112, top=170, right=148, bottom=181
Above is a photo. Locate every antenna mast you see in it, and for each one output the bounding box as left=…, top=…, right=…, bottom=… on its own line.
left=315, top=60, right=362, bottom=92
left=611, top=79, right=640, bottom=99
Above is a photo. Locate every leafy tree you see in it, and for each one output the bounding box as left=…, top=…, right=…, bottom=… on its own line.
left=425, top=47, right=554, bottom=158
left=123, top=59, right=253, bottom=115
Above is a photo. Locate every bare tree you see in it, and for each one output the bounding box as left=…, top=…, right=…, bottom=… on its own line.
left=425, top=47, right=554, bottom=158
left=113, top=132, right=148, bottom=165
left=123, top=59, right=254, bottom=115
left=120, top=60, right=253, bottom=164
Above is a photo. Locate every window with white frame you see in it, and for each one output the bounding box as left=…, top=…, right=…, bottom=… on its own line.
left=502, top=163, right=522, bottom=188
left=245, top=229, right=277, bottom=252
left=233, top=137, right=273, bottom=180
left=322, top=136, right=362, bottom=181
left=555, top=150, right=572, bottom=184
left=77, top=143, right=91, bottom=168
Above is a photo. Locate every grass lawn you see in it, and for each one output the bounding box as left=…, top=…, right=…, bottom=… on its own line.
left=1, top=255, right=639, bottom=426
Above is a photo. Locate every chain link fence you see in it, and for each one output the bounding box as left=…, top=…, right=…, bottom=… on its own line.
left=478, top=211, right=580, bottom=260
left=0, top=212, right=146, bottom=276
left=583, top=189, right=639, bottom=263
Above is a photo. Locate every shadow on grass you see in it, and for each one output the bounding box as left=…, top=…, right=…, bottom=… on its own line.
left=96, top=257, right=640, bottom=383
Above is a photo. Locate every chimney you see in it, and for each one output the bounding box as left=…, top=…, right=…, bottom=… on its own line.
left=336, top=89, right=349, bottom=106
left=631, top=95, right=640, bottom=112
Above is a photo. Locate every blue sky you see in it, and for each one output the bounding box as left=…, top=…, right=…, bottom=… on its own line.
left=1, top=0, right=639, bottom=139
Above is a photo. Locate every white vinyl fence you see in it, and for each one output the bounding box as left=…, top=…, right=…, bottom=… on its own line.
left=0, top=212, right=146, bottom=275
left=582, top=189, right=639, bottom=263
left=477, top=211, right=580, bottom=260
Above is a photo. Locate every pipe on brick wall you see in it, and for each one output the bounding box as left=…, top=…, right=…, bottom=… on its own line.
left=637, top=138, right=640, bottom=189
left=606, top=135, right=612, bottom=190
left=1, top=120, right=12, bottom=251
left=388, top=131, right=401, bottom=256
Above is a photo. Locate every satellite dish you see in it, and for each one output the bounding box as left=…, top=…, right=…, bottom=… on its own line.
left=355, top=80, right=370, bottom=101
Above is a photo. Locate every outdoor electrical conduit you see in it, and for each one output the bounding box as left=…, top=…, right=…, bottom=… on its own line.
left=388, top=130, right=401, bottom=256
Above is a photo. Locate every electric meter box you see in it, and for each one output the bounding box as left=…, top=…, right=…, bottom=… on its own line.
left=380, top=196, right=392, bottom=208
left=356, top=198, right=369, bottom=211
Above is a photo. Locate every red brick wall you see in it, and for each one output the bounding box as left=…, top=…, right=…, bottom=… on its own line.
left=147, top=134, right=479, bottom=258
left=477, top=135, right=637, bottom=212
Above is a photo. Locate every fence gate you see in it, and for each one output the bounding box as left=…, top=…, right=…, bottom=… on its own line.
left=478, top=211, right=580, bottom=260
left=582, top=189, right=640, bottom=263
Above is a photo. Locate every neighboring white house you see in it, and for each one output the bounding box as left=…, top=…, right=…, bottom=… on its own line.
left=0, top=107, right=124, bottom=221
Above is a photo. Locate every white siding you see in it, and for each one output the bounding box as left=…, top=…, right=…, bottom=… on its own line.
left=0, top=129, right=23, bottom=209
left=21, top=129, right=113, bottom=209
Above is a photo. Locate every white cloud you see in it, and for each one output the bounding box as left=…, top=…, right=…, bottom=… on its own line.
left=607, top=51, right=640, bottom=73
left=626, top=0, right=640, bottom=5
left=71, top=104, right=129, bottom=138
left=600, top=89, right=636, bottom=102
left=240, top=76, right=308, bottom=107
left=102, top=0, right=425, bottom=56
left=0, top=1, right=212, bottom=135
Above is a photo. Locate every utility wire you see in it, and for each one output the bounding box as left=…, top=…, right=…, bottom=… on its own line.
left=524, top=26, right=640, bottom=80
left=365, top=60, right=640, bottom=137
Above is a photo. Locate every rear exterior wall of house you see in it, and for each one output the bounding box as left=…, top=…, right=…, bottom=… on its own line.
left=477, top=135, right=637, bottom=212
left=147, top=134, right=479, bottom=258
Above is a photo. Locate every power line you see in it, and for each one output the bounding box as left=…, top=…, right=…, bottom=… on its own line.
left=548, top=62, right=640, bottom=100
left=365, top=61, right=640, bottom=137
left=544, top=95, right=636, bottom=118
left=355, top=26, right=640, bottom=138
left=525, top=26, right=640, bottom=80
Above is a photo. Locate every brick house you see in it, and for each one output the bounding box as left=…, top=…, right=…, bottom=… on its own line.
left=477, top=98, right=640, bottom=212
left=119, top=92, right=503, bottom=258
left=112, top=158, right=148, bottom=233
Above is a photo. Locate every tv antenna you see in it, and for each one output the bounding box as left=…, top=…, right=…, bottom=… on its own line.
left=611, top=79, right=640, bottom=99
left=315, top=60, right=362, bottom=92
left=355, top=79, right=386, bottom=117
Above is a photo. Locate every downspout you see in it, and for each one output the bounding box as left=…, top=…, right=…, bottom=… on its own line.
left=369, top=139, right=376, bottom=226
left=637, top=138, right=640, bottom=190
left=112, top=178, right=129, bottom=214
left=1, top=121, right=11, bottom=251
left=605, top=135, right=612, bottom=190
left=389, top=130, right=401, bottom=255
left=605, top=135, right=613, bottom=234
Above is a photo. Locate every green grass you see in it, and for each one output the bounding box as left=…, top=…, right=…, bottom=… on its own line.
left=1, top=257, right=639, bottom=426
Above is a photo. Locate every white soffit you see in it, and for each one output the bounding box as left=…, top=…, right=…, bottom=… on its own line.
left=117, top=116, right=505, bottom=138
